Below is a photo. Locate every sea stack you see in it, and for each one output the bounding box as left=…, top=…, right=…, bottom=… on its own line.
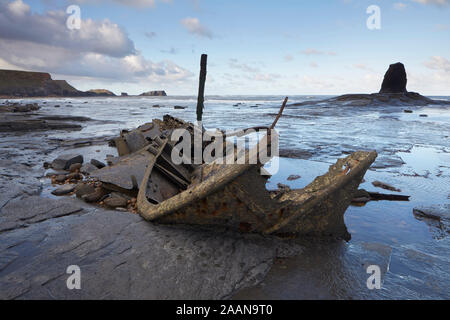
left=379, top=62, right=407, bottom=94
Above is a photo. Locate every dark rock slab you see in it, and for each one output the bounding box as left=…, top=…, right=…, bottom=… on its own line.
left=0, top=198, right=302, bottom=299
left=90, top=159, right=106, bottom=169
left=0, top=195, right=84, bottom=233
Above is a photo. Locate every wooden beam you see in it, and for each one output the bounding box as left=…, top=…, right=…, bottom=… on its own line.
left=196, top=54, right=207, bottom=122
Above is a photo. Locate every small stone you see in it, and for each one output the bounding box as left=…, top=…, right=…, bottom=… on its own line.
left=90, top=159, right=106, bottom=169
left=51, top=184, right=76, bottom=196
left=54, top=174, right=67, bottom=183
left=104, top=195, right=128, bottom=208
left=174, top=106, right=186, bottom=109
left=66, top=172, right=82, bottom=180
left=287, top=174, right=301, bottom=181
left=51, top=154, right=84, bottom=170
left=82, top=187, right=109, bottom=203
left=75, top=183, right=96, bottom=198
left=69, top=163, right=82, bottom=172
left=80, top=163, right=98, bottom=175
left=404, top=109, right=413, bottom=113
left=419, top=114, right=428, bottom=117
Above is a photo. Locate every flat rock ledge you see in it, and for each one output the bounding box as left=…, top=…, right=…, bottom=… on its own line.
left=0, top=192, right=302, bottom=299
left=289, top=92, right=450, bottom=107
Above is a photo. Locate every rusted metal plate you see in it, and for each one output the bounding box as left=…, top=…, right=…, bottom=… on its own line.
left=145, top=169, right=179, bottom=204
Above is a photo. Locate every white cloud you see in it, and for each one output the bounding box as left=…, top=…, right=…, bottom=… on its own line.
left=393, top=2, right=408, bottom=10
left=411, top=0, right=449, bottom=6
left=180, top=17, right=214, bottom=39
left=424, top=56, right=450, bottom=72
left=300, top=49, right=323, bottom=56
left=73, top=0, right=171, bottom=8
left=7, top=0, right=29, bottom=16
left=228, top=59, right=260, bottom=73
left=300, top=49, right=337, bottom=56
left=0, top=0, right=193, bottom=87
left=0, top=1, right=135, bottom=58
left=284, top=54, right=294, bottom=62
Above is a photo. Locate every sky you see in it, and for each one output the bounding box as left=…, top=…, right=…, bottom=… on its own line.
left=0, top=0, right=449, bottom=95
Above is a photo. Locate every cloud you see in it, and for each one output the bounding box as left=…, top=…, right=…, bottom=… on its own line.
left=393, top=2, right=408, bottom=10
left=424, top=56, right=450, bottom=72
left=284, top=54, right=294, bottom=62
left=354, top=63, right=374, bottom=71
left=180, top=17, right=214, bottom=39
left=228, top=59, right=260, bottom=73
left=310, top=62, right=318, bottom=68
left=227, top=59, right=279, bottom=82
left=300, top=49, right=337, bottom=56
left=411, top=0, right=449, bottom=6
left=0, top=0, right=192, bottom=85
left=300, top=49, right=323, bottom=56
left=72, top=0, right=172, bottom=8
left=145, top=31, right=157, bottom=38
left=0, top=0, right=135, bottom=58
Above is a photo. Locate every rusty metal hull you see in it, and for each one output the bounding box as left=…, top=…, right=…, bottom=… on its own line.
left=138, top=150, right=377, bottom=240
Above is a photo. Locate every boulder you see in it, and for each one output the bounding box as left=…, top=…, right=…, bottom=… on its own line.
left=379, top=62, right=407, bottom=94
left=90, top=159, right=106, bottom=169
left=51, top=154, right=84, bottom=170
left=69, top=163, right=82, bottom=172
left=80, top=163, right=99, bottom=175
left=75, top=183, right=96, bottom=198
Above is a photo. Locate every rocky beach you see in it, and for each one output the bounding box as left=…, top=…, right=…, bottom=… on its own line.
left=0, top=79, right=449, bottom=298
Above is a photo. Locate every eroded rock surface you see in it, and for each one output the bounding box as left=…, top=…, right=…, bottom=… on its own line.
left=0, top=194, right=302, bottom=299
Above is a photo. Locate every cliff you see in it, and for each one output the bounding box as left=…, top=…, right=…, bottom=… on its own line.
left=0, top=69, right=114, bottom=97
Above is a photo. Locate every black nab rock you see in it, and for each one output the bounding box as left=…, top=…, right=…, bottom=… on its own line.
left=379, top=62, right=407, bottom=94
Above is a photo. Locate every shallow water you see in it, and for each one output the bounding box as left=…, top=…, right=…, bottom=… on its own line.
left=1, top=95, right=449, bottom=299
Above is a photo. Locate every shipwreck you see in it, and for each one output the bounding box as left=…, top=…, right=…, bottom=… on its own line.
left=48, top=55, right=377, bottom=241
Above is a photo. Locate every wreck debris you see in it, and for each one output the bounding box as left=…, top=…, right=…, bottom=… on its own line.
left=351, top=189, right=410, bottom=204
left=371, top=180, right=401, bottom=192
left=44, top=55, right=379, bottom=240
